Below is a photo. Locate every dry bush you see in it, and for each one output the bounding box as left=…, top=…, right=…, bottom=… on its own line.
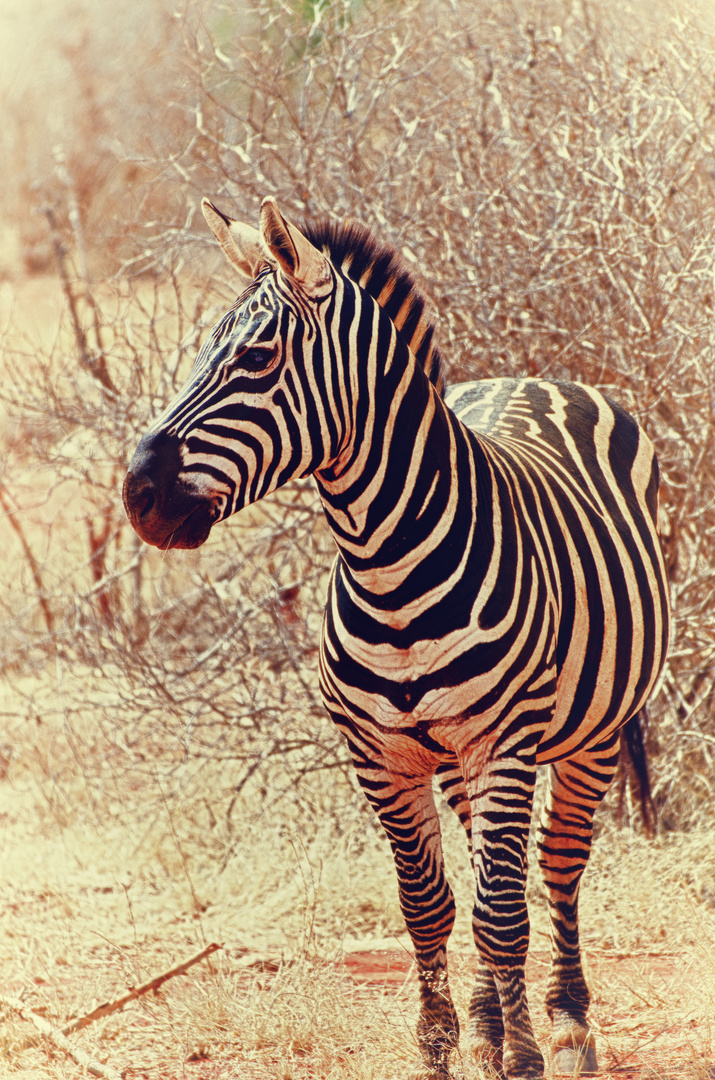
left=0, top=272, right=347, bottom=830
left=2, top=0, right=715, bottom=842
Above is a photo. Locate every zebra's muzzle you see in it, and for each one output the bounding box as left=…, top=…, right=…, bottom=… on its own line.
left=123, top=431, right=220, bottom=550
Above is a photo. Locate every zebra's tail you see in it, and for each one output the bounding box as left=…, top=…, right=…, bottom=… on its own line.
left=618, top=708, right=657, bottom=838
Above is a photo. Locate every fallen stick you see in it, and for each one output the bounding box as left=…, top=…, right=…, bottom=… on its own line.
left=62, top=941, right=223, bottom=1036
left=0, top=994, right=123, bottom=1080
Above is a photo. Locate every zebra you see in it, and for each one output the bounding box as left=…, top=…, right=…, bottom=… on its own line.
left=123, top=197, right=670, bottom=1080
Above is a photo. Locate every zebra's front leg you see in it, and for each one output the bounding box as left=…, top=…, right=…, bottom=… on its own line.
left=537, top=734, right=620, bottom=1075
left=435, top=761, right=505, bottom=1071
left=354, top=755, right=459, bottom=1078
left=462, top=751, right=544, bottom=1080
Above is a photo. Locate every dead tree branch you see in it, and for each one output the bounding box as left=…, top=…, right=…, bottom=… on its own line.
left=0, top=994, right=123, bottom=1080
left=62, top=941, right=223, bottom=1036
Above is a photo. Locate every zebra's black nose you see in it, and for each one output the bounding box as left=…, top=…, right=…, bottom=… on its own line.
left=123, top=429, right=218, bottom=550
left=123, top=473, right=158, bottom=526
left=123, top=431, right=183, bottom=543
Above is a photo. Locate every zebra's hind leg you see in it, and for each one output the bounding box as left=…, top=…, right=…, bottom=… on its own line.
left=354, top=754, right=459, bottom=1078
left=537, top=733, right=621, bottom=1075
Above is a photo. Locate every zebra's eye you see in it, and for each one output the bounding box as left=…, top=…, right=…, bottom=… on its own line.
left=226, top=346, right=276, bottom=376
left=241, top=347, right=273, bottom=368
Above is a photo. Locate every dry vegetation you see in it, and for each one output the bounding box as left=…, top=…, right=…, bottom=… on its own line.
left=1, top=0, right=715, bottom=1076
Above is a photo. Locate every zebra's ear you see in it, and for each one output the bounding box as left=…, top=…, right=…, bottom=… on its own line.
left=202, top=198, right=265, bottom=280
left=259, top=197, right=332, bottom=298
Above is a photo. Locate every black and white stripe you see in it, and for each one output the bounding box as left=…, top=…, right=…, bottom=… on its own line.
left=124, top=198, right=670, bottom=1080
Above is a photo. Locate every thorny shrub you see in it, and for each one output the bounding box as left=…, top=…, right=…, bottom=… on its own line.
left=1, top=0, right=715, bottom=834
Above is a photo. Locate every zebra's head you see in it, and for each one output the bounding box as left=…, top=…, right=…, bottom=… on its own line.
left=123, top=197, right=443, bottom=550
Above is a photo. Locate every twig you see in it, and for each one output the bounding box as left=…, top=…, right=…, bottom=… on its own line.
left=41, top=204, right=90, bottom=366
left=40, top=201, right=115, bottom=393
left=681, top=729, right=715, bottom=746
left=0, top=994, right=123, bottom=1080
left=61, top=942, right=223, bottom=1035
left=0, top=482, right=54, bottom=633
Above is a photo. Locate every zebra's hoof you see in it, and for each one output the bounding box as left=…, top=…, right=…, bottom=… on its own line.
left=552, top=1039, right=598, bottom=1075
left=467, top=1035, right=504, bottom=1075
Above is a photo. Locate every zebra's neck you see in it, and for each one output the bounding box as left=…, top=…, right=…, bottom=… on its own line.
left=313, top=328, right=480, bottom=618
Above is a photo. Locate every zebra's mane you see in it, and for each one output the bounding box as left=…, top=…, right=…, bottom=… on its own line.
left=301, top=217, right=445, bottom=397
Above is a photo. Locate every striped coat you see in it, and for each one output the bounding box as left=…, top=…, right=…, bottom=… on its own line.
left=124, top=198, right=669, bottom=1080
